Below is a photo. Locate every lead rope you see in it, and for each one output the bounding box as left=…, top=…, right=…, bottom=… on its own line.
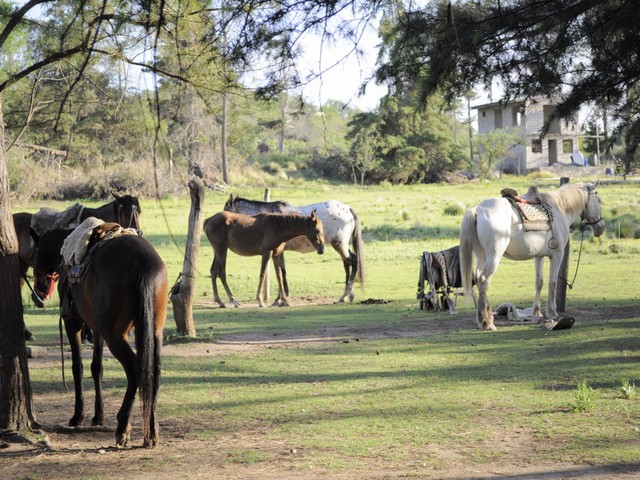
left=565, top=224, right=586, bottom=290
left=21, top=272, right=46, bottom=306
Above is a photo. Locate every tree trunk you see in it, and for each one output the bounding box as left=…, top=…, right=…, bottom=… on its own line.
left=262, top=188, right=270, bottom=301
left=278, top=93, right=288, bottom=154
left=170, top=176, right=205, bottom=337
left=221, top=92, right=229, bottom=185
left=0, top=94, right=38, bottom=431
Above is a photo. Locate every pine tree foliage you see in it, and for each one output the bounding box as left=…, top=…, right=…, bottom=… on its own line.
left=376, top=0, right=640, bottom=171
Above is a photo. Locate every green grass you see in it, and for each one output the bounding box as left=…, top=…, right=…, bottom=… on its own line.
left=16, top=175, right=640, bottom=474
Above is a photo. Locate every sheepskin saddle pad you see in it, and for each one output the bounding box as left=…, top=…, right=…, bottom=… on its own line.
left=60, top=218, right=137, bottom=282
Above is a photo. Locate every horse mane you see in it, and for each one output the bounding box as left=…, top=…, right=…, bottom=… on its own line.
left=235, top=196, right=290, bottom=209
left=540, top=183, right=588, bottom=217
left=259, top=212, right=312, bottom=230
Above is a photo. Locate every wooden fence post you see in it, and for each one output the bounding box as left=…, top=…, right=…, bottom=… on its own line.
left=170, top=176, right=205, bottom=336
left=556, top=177, right=570, bottom=313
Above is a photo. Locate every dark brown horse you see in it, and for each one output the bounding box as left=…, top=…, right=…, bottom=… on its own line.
left=204, top=211, right=325, bottom=307
left=15, top=192, right=142, bottom=293
left=31, top=225, right=167, bottom=448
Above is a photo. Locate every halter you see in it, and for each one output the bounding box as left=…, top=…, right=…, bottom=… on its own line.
left=118, top=203, right=141, bottom=232
left=580, top=187, right=604, bottom=227
left=34, top=271, right=59, bottom=301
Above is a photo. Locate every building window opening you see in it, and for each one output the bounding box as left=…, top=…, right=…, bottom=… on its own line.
left=532, top=139, right=542, bottom=153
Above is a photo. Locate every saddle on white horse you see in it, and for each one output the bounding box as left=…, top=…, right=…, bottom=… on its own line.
left=501, top=187, right=553, bottom=232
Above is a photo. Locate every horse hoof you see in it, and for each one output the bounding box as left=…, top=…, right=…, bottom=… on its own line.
left=484, top=324, right=497, bottom=331
left=91, top=416, right=104, bottom=426
left=143, top=436, right=158, bottom=448
left=69, top=416, right=84, bottom=427
left=116, top=433, right=130, bottom=448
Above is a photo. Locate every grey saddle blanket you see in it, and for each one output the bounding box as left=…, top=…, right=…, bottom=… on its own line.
left=31, top=203, right=85, bottom=235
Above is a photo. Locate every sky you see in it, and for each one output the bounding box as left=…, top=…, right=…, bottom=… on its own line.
left=295, top=21, right=389, bottom=112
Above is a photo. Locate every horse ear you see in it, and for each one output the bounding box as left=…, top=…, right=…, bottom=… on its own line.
left=112, top=190, right=123, bottom=202
left=311, top=209, right=317, bottom=220
left=594, top=179, right=600, bottom=190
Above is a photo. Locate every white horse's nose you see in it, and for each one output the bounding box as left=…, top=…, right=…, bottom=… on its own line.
left=593, top=221, right=606, bottom=237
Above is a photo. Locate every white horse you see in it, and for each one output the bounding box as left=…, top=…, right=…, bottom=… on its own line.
left=224, top=195, right=365, bottom=303
left=460, top=182, right=605, bottom=330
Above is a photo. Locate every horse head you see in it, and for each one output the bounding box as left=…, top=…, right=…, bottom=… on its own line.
left=112, top=191, right=142, bottom=235
left=29, top=228, right=62, bottom=308
left=309, top=210, right=325, bottom=255
left=582, top=183, right=605, bottom=237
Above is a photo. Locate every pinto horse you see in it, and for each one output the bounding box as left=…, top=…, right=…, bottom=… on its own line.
left=460, top=182, right=605, bottom=330
left=224, top=195, right=364, bottom=303
left=31, top=225, right=167, bottom=448
left=204, top=211, right=325, bottom=307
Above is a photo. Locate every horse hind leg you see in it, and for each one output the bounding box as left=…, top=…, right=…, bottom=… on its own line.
left=210, top=257, right=226, bottom=308
left=90, top=332, right=105, bottom=426
left=105, top=336, right=138, bottom=448
left=476, top=254, right=501, bottom=331
left=64, top=317, right=86, bottom=426
left=338, top=250, right=356, bottom=303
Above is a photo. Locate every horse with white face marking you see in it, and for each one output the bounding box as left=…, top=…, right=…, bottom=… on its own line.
left=460, top=182, right=605, bottom=330
left=224, top=195, right=365, bottom=303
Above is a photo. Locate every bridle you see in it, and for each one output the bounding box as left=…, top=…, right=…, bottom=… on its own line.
left=34, top=271, right=59, bottom=302
left=580, top=187, right=603, bottom=227
left=117, top=203, right=141, bottom=233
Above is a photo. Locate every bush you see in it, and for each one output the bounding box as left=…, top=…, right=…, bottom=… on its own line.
left=444, top=204, right=464, bottom=216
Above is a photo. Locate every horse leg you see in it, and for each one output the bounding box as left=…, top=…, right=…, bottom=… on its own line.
left=216, top=250, right=240, bottom=308
left=210, top=256, right=226, bottom=308
left=533, top=257, right=544, bottom=318
left=105, top=334, right=138, bottom=448
left=64, top=317, right=85, bottom=426
left=272, top=254, right=289, bottom=307
left=475, top=253, right=502, bottom=331
left=338, top=251, right=357, bottom=303
left=255, top=253, right=271, bottom=307
left=546, top=251, right=564, bottom=319
left=90, top=332, right=105, bottom=426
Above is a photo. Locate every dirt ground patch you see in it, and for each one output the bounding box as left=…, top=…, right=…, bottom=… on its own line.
left=2, top=304, right=640, bottom=479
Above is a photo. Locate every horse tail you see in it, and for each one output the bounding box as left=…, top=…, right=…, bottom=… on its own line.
left=459, top=208, right=477, bottom=301
left=134, top=265, right=162, bottom=447
left=350, top=207, right=365, bottom=290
